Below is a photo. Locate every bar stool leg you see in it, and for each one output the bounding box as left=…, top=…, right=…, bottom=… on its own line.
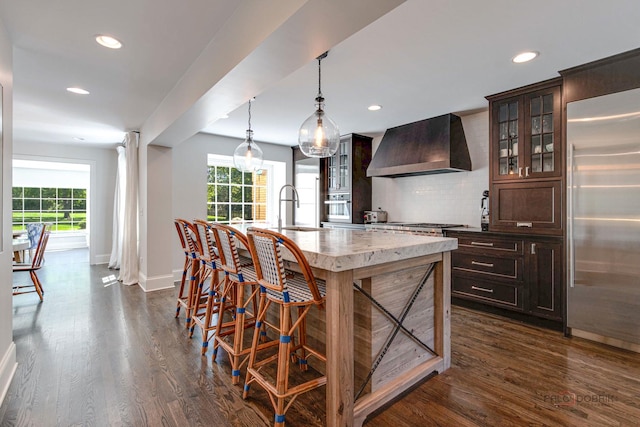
left=230, top=281, right=247, bottom=384
left=199, top=269, right=220, bottom=354
left=189, top=263, right=208, bottom=338
left=175, top=256, right=189, bottom=317
left=185, top=258, right=200, bottom=330
left=274, top=304, right=292, bottom=426
left=243, top=289, right=269, bottom=399
left=212, top=276, right=236, bottom=361
left=295, top=307, right=308, bottom=372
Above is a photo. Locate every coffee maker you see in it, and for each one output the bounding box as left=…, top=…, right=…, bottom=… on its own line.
left=480, top=190, right=490, bottom=231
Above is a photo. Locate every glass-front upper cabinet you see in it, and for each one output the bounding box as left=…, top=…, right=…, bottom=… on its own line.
left=489, top=81, right=562, bottom=181
left=327, top=137, right=351, bottom=192
left=497, top=99, right=520, bottom=177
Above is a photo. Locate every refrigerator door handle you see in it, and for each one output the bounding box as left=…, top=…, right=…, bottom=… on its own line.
left=568, top=143, right=575, bottom=288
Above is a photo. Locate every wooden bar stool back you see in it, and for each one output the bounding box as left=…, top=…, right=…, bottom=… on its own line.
left=174, top=218, right=202, bottom=330
left=243, top=227, right=326, bottom=427
left=13, top=226, right=50, bottom=301
left=190, top=219, right=224, bottom=353
left=210, top=224, right=260, bottom=385
left=173, top=219, right=192, bottom=317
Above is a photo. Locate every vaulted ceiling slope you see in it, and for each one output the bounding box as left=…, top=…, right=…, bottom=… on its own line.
left=2, top=0, right=640, bottom=148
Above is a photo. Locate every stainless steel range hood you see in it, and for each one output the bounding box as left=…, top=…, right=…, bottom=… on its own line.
left=367, top=113, right=471, bottom=178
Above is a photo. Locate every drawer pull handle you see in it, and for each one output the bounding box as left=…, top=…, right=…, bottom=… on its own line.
left=471, top=261, right=494, bottom=268
left=471, top=285, right=494, bottom=293
left=470, top=241, right=494, bottom=247
left=517, top=222, right=533, bottom=228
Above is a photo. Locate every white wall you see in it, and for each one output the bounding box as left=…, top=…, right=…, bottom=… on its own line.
left=12, top=142, right=117, bottom=264
left=0, top=15, right=16, bottom=406
left=13, top=161, right=90, bottom=188
left=138, top=143, right=174, bottom=292
left=372, top=111, right=489, bottom=227
left=171, top=132, right=292, bottom=278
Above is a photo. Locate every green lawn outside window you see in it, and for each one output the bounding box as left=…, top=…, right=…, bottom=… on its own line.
left=12, top=186, right=87, bottom=232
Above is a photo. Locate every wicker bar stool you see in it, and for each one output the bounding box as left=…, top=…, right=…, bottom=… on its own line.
left=243, top=227, right=326, bottom=427
left=174, top=219, right=202, bottom=330
left=190, top=219, right=224, bottom=354
left=210, top=224, right=261, bottom=385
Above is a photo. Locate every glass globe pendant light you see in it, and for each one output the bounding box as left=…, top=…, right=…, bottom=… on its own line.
left=298, top=51, right=340, bottom=158
left=233, top=98, right=264, bottom=172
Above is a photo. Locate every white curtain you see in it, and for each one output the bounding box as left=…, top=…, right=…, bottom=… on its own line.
left=119, top=131, right=140, bottom=285
left=108, top=145, right=126, bottom=269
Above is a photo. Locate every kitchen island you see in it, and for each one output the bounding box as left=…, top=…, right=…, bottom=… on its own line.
left=249, top=227, right=457, bottom=426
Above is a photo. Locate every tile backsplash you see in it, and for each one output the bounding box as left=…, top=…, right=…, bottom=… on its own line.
left=371, top=111, right=489, bottom=227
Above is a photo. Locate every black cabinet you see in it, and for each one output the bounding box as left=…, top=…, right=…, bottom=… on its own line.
left=490, top=180, right=562, bottom=235
left=486, top=78, right=563, bottom=236
left=320, top=134, right=372, bottom=224
left=447, top=230, right=563, bottom=323
left=527, top=238, right=563, bottom=320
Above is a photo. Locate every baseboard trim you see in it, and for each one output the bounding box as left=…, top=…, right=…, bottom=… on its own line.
left=0, top=342, right=17, bottom=406
left=172, top=268, right=184, bottom=284
left=138, top=272, right=175, bottom=292
left=93, top=254, right=111, bottom=265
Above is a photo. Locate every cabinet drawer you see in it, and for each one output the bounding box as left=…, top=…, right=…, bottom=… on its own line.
left=452, top=276, right=522, bottom=309
left=454, top=234, right=523, bottom=254
left=452, top=252, right=522, bottom=280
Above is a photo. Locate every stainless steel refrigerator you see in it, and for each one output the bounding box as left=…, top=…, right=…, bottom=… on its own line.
left=567, top=87, right=640, bottom=346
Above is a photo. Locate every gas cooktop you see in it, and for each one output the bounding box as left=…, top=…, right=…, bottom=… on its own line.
left=369, top=222, right=464, bottom=229
left=365, top=222, right=465, bottom=236
left=392, top=223, right=463, bottom=228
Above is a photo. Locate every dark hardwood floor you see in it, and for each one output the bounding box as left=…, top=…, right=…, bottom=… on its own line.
left=2, top=249, right=639, bottom=426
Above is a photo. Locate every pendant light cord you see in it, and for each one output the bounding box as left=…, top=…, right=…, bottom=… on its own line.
left=315, top=51, right=328, bottom=102
left=247, top=99, right=252, bottom=132
left=317, top=56, right=322, bottom=97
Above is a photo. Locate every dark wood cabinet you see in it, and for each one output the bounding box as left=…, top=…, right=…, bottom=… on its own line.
left=490, top=180, right=562, bottom=235
left=320, top=134, right=372, bottom=224
left=526, top=238, right=563, bottom=320
left=486, top=78, right=563, bottom=236
left=326, top=137, right=351, bottom=192
left=447, top=230, right=563, bottom=323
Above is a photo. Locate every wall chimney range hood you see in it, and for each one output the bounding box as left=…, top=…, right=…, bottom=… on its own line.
left=367, top=113, right=471, bottom=178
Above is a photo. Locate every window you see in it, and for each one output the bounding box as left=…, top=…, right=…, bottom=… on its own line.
left=206, top=165, right=268, bottom=224
left=12, top=186, right=87, bottom=232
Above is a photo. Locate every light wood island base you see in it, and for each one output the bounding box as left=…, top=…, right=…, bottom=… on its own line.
left=240, top=226, right=456, bottom=426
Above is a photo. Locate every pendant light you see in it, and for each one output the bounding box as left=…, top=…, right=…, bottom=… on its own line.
left=298, top=51, right=340, bottom=158
left=233, top=98, right=264, bottom=172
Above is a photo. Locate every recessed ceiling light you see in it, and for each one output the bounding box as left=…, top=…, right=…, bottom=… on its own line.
left=512, top=51, right=539, bottom=63
left=368, top=104, right=382, bottom=111
left=220, top=114, right=229, bottom=119
left=95, top=35, right=123, bottom=49
left=67, top=87, right=90, bottom=95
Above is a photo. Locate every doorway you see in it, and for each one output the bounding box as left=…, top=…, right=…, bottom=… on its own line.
left=12, top=159, right=91, bottom=259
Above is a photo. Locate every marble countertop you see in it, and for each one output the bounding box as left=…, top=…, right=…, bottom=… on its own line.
left=235, top=224, right=457, bottom=272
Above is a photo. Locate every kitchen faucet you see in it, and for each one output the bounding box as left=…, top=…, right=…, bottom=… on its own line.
left=278, top=184, right=300, bottom=232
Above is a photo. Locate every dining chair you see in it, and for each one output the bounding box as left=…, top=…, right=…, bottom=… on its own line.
left=243, top=227, right=326, bottom=427
left=189, top=219, right=224, bottom=354
left=25, top=222, right=45, bottom=263
left=210, top=224, right=261, bottom=385
left=174, top=219, right=202, bottom=330
left=13, top=227, right=51, bottom=301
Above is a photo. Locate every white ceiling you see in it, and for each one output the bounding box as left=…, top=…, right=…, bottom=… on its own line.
left=2, top=0, right=640, bottom=148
